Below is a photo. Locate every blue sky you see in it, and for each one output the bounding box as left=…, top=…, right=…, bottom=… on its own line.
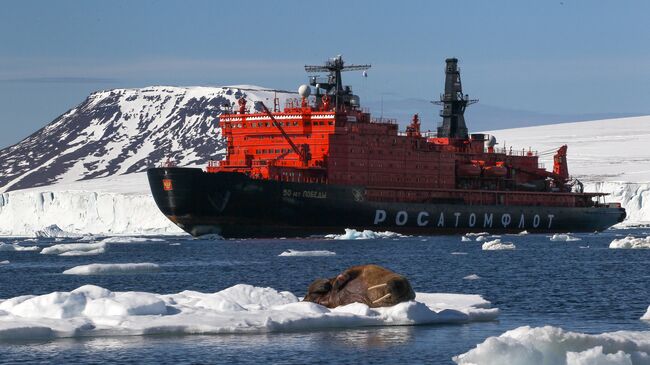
left=1, top=0, right=649, bottom=147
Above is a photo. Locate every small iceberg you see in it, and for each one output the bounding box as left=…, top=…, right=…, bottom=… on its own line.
left=549, top=233, right=581, bottom=242
left=642, top=305, right=650, bottom=320
left=100, top=236, right=165, bottom=244
left=463, top=274, right=481, bottom=280
left=482, top=239, right=516, bottom=250
left=41, top=241, right=106, bottom=256
left=609, top=235, right=650, bottom=249
left=278, top=249, right=336, bottom=257
left=325, top=228, right=406, bottom=240
left=33, top=224, right=81, bottom=239
left=62, top=263, right=160, bottom=275
left=454, top=325, right=650, bottom=365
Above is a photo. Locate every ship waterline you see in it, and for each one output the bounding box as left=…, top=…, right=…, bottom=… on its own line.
left=148, top=168, right=625, bottom=238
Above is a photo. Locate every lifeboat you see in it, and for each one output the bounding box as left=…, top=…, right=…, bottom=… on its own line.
left=457, top=164, right=482, bottom=177
left=483, top=165, right=508, bottom=177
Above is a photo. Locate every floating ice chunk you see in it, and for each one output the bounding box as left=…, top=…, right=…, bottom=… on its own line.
left=41, top=241, right=106, bottom=256
left=609, top=235, right=650, bottom=249
left=482, top=239, right=516, bottom=250
left=0, top=242, right=40, bottom=252
left=33, top=224, right=81, bottom=238
left=0, top=260, right=9, bottom=265
left=550, top=233, right=581, bottom=242
left=642, top=306, right=650, bottom=320
left=453, top=325, right=650, bottom=365
left=518, top=230, right=529, bottom=235
left=278, top=249, right=336, bottom=257
left=325, top=228, right=406, bottom=240
left=169, top=243, right=181, bottom=246
left=0, top=285, right=498, bottom=341
left=476, top=236, right=488, bottom=242
left=99, top=237, right=165, bottom=244
left=62, top=263, right=160, bottom=275
left=463, top=274, right=481, bottom=280
left=465, top=232, right=489, bottom=237
left=461, top=236, right=472, bottom=242
left=566, top=346, right=633, bottom=365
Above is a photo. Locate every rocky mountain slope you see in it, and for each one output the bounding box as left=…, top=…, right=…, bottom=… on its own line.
left=0, top=85, right=295, bottom=192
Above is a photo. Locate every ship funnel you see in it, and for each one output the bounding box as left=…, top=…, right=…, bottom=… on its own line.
left=433, top=58, right=478, bottom=140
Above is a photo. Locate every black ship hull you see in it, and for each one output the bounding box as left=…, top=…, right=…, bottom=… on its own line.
left=147, top=168, right=627, bottom=238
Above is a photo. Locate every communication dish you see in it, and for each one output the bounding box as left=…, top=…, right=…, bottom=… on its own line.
left=298, top=84, right=311, bottom=98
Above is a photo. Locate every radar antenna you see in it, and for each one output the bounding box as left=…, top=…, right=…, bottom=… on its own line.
left=305, top=55, right=370, bottom=110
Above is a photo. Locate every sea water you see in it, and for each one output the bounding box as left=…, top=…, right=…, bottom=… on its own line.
left=1, top=229, right=649, bottom=364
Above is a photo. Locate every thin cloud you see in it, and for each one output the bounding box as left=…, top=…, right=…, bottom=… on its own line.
left=0, top=76, right=119, bottom=84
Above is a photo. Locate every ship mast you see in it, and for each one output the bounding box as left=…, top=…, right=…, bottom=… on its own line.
left=434, top=58, right=477, bottom=139
left=305, top=55, right=370, bottom=111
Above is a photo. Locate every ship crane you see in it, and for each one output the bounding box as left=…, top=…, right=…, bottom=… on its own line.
left=259, top=102, right=311, bottom=167
left=305, top=55, right=370, bottom=110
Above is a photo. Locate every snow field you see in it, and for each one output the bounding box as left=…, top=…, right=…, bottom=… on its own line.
left=453, top=325, right=650, bottom=365
left=0, top=284, right=499, bottom=341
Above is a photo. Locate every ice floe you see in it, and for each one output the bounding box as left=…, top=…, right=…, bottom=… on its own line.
left=464, top=232, right=489, bottom=237
left=609, top=235, right=650, bottom=249
left=0, top=284, right=498, bottom=341
left=461, top=236, right=472, bottom=242
left=100, top=236, right=165, bottom=244
left=278, top=249, right=336, bottom=257
left=325, top=228, right=406, bottom=240
left=463, top=274, right=481, bottom=280
left=33, top=224, right=81, bottom=239
left=40, top=241, right=106, bottom=256
left=453, top=325, right=650, bottom=365
left=38, top=236, right=166, bottom=256
left=62, top=263, right=160, bottom=275
left=0, top=242, right=40, bottom=252
left=476, top=236, right=488, bottom=242
left=0, top=260, right=9, bottom=265
left=482, top=239, right=516, bottom=250
left=550, top=233, right=581, bottom=242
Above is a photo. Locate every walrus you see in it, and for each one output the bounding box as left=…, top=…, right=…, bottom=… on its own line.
left=303, top=264, right=415, bottom=308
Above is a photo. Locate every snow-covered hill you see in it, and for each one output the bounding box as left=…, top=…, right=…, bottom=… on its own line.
left=0, top=85, right=296, bottom=193
left=483, top=115, right=650, bottom=183
left=485, top=115, right=650, bottom=226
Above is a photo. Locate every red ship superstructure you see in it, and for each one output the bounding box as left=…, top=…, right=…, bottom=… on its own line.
left=215, top=57, right=589, bottom=208
left=148, top=56, right=625, bottom=237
